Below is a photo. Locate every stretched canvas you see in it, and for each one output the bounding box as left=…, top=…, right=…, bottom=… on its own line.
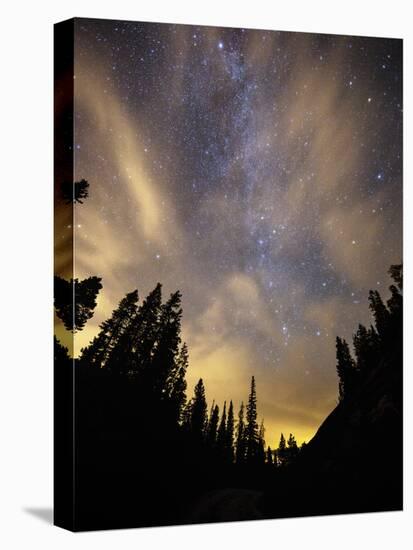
left=54, top=17, right=403, bottom=531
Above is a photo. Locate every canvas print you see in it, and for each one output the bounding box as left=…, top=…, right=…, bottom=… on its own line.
left=54, top=18, right=403, bottom=531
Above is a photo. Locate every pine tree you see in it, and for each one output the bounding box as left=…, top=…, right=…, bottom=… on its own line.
left=206, top=403, right=220, bottom=448
left=336, top=336, right=357, bottom=401
left=245, top=376, right=259, bottom=464
left=368, top=290, right=390, bottom=337
left=266, top=446, right=273, bottom=466
left=278, top=433, right=286, bottom=466
left=235, top=402, right=246, bottom=465
left=80, top=290, right=139, bottom=370
left=190, top=379, right=208, bottom=439
left=167, top=342, right=188, bottom=423
left=217, top=401, right=227, bottom=456
left=225, top=400, right=235, bottom=463
left=287, top=433, right=299, bottom=462
left=54, top=276, right=102, bottom=332
left=146, top=290, right=182, bottom=396
left=257, top=420, right=266, bottom=465
left=103, top=290, right=140, bottom=375
left=389, top=264, right=403, bottom=291
left=353, top=324, right=369, bottom=371
left=130, top=284, right=162, bottom=374
left=62, top=178, right=90, bottom=204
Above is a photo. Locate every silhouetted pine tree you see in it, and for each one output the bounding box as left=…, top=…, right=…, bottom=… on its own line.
left=235, top=402, right=246, bottom=465
left=389, top=264, right=403, bottom=291
left=368, top=290, right=390, bottom=338
left=245, top=376, right=259, bottom=464
left=217, top=401, right=227, bottom=457
left=287, top=433, right=299, bottom=462
left=353, top=324, right=379, bottom=373
left=257, top=420, right=266, bottom=464
left=266, top=446, right=273, bottom=466
left=181, top=399, right=193, bottom=432
left=148, top=290, right=183, bottom=398
left=206, top=403, right=219, bottom=448
left=336, top=336, right=357, bottom=401
left=129, top=283, right=162, bottom=374
left=225, top=401, right=235, bottom=463
left=278, top=433, right=287, bottom=466
left=167, top=342, right=188, bottom=423
left=54, top=276, right=102, bottom=332
left=387, top=265, right=403, bottom=320
left=80, top=290, right=139, bottom=369
left=190, top=379, right=208, bottom=439
left=62, top=178, right=90, bottom=204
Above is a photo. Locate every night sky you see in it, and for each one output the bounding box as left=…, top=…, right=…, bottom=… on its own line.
left=56, top=18, right=402, bottom=446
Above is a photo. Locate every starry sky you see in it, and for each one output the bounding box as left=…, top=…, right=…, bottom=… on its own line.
left=55, top=18, right=402, bottom=446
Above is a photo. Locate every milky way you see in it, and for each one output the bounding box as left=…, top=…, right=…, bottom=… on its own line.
left=55, top=19, right=402, bottom=445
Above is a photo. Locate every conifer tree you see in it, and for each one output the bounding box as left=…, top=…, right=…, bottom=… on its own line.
left=368, top=290, right=390, bottom=337
left=81, top=290, right=139, bottom=370
left=167, top=342, right=188, bottom=423
left=278, top=433, right=286, bottom=466
left=225, top=400, right=235, bottom=463
left=257, top=420, right=266, bottom=464
left=190, top=379, right=208, bottom=439
left=54, top=275, right=102, bottom=332
left=336, top=336, right=357, bottom=401
left=206, top=403, right=220, bottom=448
left=389, top=264, right=403, bottom=291
left=130, top=283, right=162, bottom=374
left=147, top=290, right=182, bottom=396
left=217, top=401, right=227, bottom=455
left=353, top=324, right=369, bottom=371
left=102, top=290, right=140, bottom=375
left=287, top=433, right=299, bottom=461
left=235, top=402, right=246, bottom=465
left=266, top=446, right=273, bottom=466
left=245, top=376, right=259, bottom=463
left=62, top=178, right=90, bottom=204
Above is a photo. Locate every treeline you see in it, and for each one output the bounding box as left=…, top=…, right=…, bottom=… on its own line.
left=335, top=264, right=403, bottom=402
left=63, top=282, right=301, bottom=469
left=180, top=375, right=302, bottom=468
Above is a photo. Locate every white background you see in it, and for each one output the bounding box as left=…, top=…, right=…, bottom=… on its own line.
left=0, top=0, right=411, bottom=548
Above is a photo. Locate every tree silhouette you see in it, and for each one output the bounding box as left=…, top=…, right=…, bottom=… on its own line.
left=257, top=420, right=266, bottom=464
left=245, top=376, right=259, bottom=464
left=129, top=283, right=162, bottom=374
left=287, top=433, right=299, bottom=461
left=226, top=400, right=235, bottom=463
left=217, top=401, right=227, bottom=458
left=62, top=178, right=90, bottom=204
left=389, top=264, right=403, bottom=290
left=336, top=336, right=357, bottom=401
left=206, top=402, right=220, bottom=448
left=146, top=290, right=183, bottom=397
left=278, top=433, right=287, bottom=466
left=167, top=342, right=188, bottom=423
left=235, top=402, right=246, bottom=465
left=190, top=378, right=208, bottom=439
left=54, top=276, right=102, bottom=332
left=80, top=290, right=139, bottom=368
left=368, top=290, right=390, bottom=338
left=353, top=324, right=379, bottom=373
